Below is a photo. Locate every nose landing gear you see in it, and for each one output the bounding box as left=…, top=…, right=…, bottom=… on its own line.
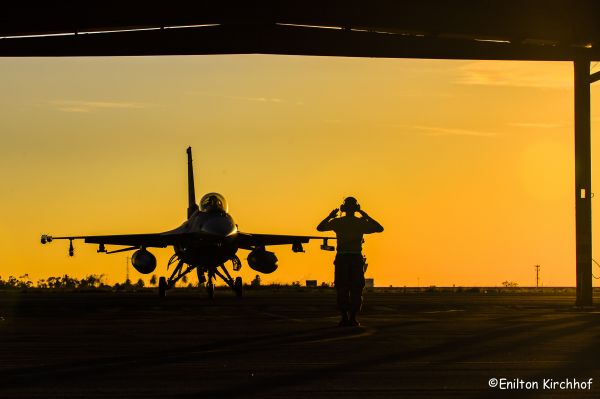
left=160, top=255, right=243, bottom=299
left=207, top=271, right=215, bottom=300
left=199, top=265, right=243, bottom=299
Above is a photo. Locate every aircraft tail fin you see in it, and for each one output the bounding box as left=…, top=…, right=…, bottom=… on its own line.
left=187, top=147, right=198, bottom=218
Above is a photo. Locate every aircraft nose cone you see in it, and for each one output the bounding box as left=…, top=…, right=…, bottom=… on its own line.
left=200, top=216, right=237, bottom=237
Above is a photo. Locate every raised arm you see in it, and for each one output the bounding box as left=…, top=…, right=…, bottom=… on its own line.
left=358, top=210, right=384, bottom=233
left=317, top=209, right=339, bottom=232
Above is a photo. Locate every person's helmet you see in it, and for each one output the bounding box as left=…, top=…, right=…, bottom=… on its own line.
left=340, top=196, right=360, bottom=213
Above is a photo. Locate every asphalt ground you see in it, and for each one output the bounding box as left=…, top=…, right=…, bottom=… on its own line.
left=0, top=289, right=599, bottom=398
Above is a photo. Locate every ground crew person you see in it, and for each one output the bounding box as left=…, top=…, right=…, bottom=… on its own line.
left=317, top=197, right=384, bottom=326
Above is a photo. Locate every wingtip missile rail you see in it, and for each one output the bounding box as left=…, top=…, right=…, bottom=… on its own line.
left=40, top=234, right=76, bottom=256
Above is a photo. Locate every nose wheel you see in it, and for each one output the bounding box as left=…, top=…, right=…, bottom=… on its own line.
left=207, top=270, right=215, bottom=299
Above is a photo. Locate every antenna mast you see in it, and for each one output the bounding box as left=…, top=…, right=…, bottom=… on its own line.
left=534, top=264, right=540, bottom=288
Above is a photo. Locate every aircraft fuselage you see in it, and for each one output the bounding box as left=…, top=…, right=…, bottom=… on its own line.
left=171, top=209, right=238, bottom=267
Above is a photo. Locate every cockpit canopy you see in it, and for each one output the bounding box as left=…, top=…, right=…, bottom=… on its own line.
left=200, top=192, right=228, bottom=213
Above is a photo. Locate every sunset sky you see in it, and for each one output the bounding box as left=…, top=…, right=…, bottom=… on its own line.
left=2, top=55, right=600, bottom=287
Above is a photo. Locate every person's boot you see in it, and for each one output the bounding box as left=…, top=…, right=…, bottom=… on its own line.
left=348, top=311, right=360, bottom=326
left=338, top=311, right=350, bottom=327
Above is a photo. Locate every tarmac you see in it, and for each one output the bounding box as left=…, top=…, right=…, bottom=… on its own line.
left=0, top=288, right=599, bottom=398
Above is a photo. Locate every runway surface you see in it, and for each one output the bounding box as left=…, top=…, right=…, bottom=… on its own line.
left=0, top=289, right=598, bottom=398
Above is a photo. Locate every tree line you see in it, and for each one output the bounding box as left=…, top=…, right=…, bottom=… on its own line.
left=0, top=274, right=333, bottom=290
left=0, top=274, right=149, bottom=290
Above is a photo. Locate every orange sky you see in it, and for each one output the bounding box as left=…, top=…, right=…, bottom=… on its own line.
left=1, top=55, right=600, bottom=287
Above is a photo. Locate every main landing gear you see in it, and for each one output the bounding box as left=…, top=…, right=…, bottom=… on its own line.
left=158, top=276, right=168, bottom=298
left=234, top=276, right=243, bottom=297
left=158, top=256, right=194, bottom=299
left=158, top=255, right=243, bottom=299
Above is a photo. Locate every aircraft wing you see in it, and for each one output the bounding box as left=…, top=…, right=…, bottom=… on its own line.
left=86, top=233, right=175, bottom=248
left=42, top=233, right=181, bottom=247
left=40, top=232, right=198, bottom=255
left=236, top=232, right=336, bottom=252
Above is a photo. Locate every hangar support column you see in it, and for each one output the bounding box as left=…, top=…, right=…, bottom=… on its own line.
left=574, top=59, right=593, bottom=307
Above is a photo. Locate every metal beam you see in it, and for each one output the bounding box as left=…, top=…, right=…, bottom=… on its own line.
left=2, top=0, right=600, bottom=47
left=0, top=24, right=598, bottom=61
left=574, top=59, right=593, bottom=307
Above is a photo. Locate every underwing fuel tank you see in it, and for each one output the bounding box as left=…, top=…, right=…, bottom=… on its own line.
left=131, top=249, right=157, bottom=274
left=247, top=249, right=278, bottom=274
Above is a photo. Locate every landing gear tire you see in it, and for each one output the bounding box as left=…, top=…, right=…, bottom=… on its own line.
left=207, top=280, right=215, bottom=300
left=196, top=268, right=206, bottom=285
left=234, top=277, right=243, bottom=298
left=158, top=277, right=167, bottom=298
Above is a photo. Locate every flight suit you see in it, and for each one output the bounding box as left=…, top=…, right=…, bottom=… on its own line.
left=334, top=253, right=366, bottom=313
left=319, top=216, right=379, bottom=314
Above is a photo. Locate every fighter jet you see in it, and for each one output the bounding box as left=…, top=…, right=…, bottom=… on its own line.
left=41, top=147, right=335, bottom=298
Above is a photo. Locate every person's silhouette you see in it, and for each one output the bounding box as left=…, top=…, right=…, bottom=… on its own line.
left=317, top=197, right=383, bottom=326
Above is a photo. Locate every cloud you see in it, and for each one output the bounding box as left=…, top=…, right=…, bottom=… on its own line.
left=223, top=94, right=283, bottom=103
left=456, top=61, right=572, bottom=89
left=413, top=125, right=497, bottom=137
left=50, top=100, right=149, bottom=113
left=376, top=123, right=410, bottom=129
left=508, top=122, right=562, bottom=129
left=190, top=90, right=287, bottom=104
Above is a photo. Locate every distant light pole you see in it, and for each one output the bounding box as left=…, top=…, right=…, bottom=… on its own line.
left=534, top=265, right=540, bottom=288
left=126, top=256, right=130, bottom=283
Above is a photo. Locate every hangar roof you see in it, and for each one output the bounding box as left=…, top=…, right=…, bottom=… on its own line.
left=1, top=1, right=599, bottom=60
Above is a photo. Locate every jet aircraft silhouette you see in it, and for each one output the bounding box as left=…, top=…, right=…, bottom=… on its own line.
left=41, top=147, right=335, bottom=298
